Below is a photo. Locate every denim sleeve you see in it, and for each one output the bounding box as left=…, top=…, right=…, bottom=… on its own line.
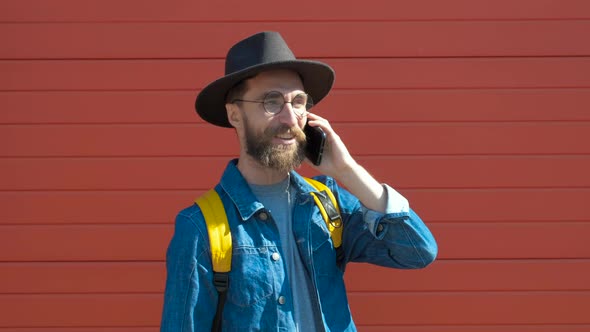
left=363, top=184, right=410, bottom=238
left=333, top=181, right=438, bottom=269
left=161, top=208, right=216, bottom=332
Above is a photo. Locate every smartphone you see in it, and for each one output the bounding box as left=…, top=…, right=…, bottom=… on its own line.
left=303, top=121, right=326, bottom=166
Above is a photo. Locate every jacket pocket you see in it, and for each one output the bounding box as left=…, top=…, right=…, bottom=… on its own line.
left=226, top=246, right=274, bottom=307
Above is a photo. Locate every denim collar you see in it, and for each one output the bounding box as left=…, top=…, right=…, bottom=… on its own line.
left=218, top=159, right=318, bottom=222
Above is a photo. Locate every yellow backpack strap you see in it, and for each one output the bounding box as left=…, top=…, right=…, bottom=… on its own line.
left=304, top=177, right=343, bottom=248
left=195, top=189, right=232, bottom=273
left=194, top=188, right=231, bottom=332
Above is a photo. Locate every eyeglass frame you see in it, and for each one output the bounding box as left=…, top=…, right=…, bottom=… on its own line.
left=231, top=90, right=313, bottom=118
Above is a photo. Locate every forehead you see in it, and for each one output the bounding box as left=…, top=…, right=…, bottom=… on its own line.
left=244, top=69, right=304, bottom=95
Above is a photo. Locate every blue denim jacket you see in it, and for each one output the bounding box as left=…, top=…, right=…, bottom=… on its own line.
left=161, top=160, right=437, bottom=331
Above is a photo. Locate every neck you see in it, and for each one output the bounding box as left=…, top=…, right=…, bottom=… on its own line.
left=237, top=153, right=290, bottom=185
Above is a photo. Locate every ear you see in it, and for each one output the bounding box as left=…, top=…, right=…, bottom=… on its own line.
left=226, top=103, right=242, bottom=128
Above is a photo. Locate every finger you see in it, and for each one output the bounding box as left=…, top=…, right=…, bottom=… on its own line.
left=306, top=113, right=332, bottom=131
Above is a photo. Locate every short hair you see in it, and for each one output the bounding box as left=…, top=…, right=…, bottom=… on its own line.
left=225, top=76, right=255, bottom=104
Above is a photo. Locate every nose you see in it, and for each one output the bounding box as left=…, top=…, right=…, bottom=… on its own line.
left=277, top=102, right=299, bottom=127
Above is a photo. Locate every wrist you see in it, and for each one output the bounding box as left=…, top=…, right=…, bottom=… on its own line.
left=332, top=159, right=360, bottom=184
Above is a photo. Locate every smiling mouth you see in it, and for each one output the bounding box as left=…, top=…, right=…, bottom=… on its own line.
left=269, top=126, right=305, bottom=143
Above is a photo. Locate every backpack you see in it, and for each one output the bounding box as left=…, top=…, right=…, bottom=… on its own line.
left=194, top=177, right=342, bottom=332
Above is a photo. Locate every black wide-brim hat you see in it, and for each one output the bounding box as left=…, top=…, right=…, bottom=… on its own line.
left=195, top=31, right=335, bottom=127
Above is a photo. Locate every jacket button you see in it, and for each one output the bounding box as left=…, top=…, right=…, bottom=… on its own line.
left=278, top=296, right=286, bottom=305
left=271, top=252, right=280, bottom=261
left=377, top=224, right=384, bottom=233
left=259, top=212, right=268, bottom=221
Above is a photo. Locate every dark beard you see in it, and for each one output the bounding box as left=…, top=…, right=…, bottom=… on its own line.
left=243, top=116, right=307, bottom=174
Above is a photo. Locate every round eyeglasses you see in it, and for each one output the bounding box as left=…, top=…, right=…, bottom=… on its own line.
left=232, top=91, right=313, bottom=117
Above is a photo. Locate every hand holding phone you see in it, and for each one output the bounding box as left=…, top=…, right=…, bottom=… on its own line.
left=303, top=121, right=326, bottom=166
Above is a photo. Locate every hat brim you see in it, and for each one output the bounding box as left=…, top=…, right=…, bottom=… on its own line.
left=195, top=60, right=335, bottom=128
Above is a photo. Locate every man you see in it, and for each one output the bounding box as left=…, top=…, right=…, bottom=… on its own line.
left=161, top=31, right=437, bottom=331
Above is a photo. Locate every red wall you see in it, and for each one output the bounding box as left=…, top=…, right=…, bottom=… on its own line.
left=1, top=0, right=590, bottom=331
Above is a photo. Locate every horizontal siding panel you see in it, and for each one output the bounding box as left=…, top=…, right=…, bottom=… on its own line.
left=2, top=156, right=589, bottom=190
left=1, top=0, right=589, bottom=22
left=436, top=222, right=590, bottom=259
left=1, top=292, right=589, bottom=327
left=0, top=222, right=588, bottom=261
left=1, top=259, right=588, bottom=294
left=2, top=58, right=590, bottom=91
left=349, top=292, right=590, bottom=325
left=3, top=21, right=590, bottom=59
left=1, top=189, right=587, bottom=225
left=345, top=259, right=590, bottom=292
left=0, top=262, right=164, bottom=294
left=0, top=191, right=191, bottom=225
left=1, top=124, right=236, bottom=157
left=0, top=225, right=173, bottom=262
left=0, top=294, right=161, bottom=327
left=0, top=329, right=158, bottom=332
left=2, top=123, right=589, bottom=157
left=0, top=91, right=196, bottom=124
left=409, top=189, right=590, bottom=223
left=359, top=326, right=590, bottom=332
left=2, top=89, right=590, bottom=124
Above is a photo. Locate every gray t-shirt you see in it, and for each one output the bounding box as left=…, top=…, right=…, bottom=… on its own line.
left=249, top=176, right=322, bottom=331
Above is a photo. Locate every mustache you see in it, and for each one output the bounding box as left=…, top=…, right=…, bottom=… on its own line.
left=265, top=124, right=306, bottom=141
